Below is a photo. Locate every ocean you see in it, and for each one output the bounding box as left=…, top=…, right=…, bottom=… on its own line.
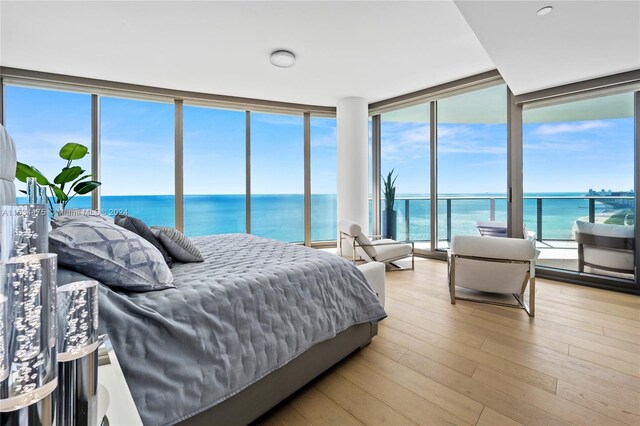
left=28, top=193, right=634, bottom=243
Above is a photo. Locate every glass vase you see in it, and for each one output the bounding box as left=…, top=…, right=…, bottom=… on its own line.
left=56, top=280, right=100, bottom=426
left=1, top=204, right=49, bottom=261
left=0, top=253, right=58, bottom=414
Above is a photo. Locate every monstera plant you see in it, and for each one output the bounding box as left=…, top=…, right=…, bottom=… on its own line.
left=16, top=142, right=101, bottom=216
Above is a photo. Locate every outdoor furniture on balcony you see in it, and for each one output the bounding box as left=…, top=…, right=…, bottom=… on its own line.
left=476, top=221, right=537, bottom=241
left=574, top=220, right=636, bottom=275
left=338, top=219, right=414, bottom=270
left=448, top=235, right=537, bottom=316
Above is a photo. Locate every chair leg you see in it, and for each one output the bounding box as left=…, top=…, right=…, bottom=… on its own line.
left=449, top=256, right=456, bottom=304
left=529, top=277, right=535, bottom=317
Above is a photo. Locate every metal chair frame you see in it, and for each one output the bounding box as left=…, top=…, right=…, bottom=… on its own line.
left=448, top=253, right=535, bottom=317
left=339, top=231, right=415, bottom=271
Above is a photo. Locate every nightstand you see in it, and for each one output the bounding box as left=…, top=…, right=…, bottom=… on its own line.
left=98, top=336, right=143, bottom=426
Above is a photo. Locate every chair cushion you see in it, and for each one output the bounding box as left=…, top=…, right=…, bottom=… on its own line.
left=357, top=232, right=377, bottom=259
left=372, top=240, right=412, bottom=262
left=338, top=219, right=361, bottom=237
left=574, top=220, right=634, bottom=238
left=451, top=235, right=535, bottom=261
left=338, top=219, right=377, bottom=259
left=583, top=246, right=634, bottom=271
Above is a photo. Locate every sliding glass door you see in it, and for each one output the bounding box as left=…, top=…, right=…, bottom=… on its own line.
left=380, top=103, right=431, bottom=245
left=523, top=92, right=635, bottom=282
left=436, top=84, right=507, bottom=249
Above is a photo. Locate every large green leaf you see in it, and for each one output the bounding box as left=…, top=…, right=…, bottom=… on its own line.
left=49, top=185, right=68, bottom=202
left=15, top=162, right=49, bottom=185
left=73, top=181, right=101, bottom=195
left=54, top=166, right=83, bottom=185
left=59, top=143, right=88, bottom=161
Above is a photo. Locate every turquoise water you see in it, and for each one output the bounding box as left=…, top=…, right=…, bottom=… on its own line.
left=29, top=193, right=633, bottom=242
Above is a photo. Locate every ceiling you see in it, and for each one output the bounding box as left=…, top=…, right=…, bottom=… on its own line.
left=454, top=0, right=640, bottom=95
left=1, top=1, right=638, bottom=107
left=0, top=1, right=493, bottom=106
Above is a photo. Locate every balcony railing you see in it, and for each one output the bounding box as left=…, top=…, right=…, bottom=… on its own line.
left=377, top=196, right=635, bottom=243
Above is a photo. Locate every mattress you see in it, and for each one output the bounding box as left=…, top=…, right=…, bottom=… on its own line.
left=93, top=233, right=386, bottom=425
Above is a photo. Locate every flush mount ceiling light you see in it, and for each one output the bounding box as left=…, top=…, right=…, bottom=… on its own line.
left=270, top=50, right=296, bottom=68
left=537, top=6, right=553, bottom=16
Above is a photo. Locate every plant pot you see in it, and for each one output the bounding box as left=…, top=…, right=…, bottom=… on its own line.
left=382, top=209, right=397, bottom=240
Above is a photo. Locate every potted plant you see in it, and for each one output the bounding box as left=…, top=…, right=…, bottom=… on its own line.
left=15, top=142, right=101, bottom=216
left=382, top=169, right=398, bottom=240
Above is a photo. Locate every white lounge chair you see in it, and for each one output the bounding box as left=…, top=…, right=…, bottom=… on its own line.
left=574, top=220, right=635, bottom=276
left=338, top=219, right=414, bottom=270
left=448, top=235, right=537, bottom=316
left=476, top=221, right=537, bottom=242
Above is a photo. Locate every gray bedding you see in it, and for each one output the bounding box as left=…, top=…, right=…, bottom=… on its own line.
left=95, top=234, right=386, bottom=425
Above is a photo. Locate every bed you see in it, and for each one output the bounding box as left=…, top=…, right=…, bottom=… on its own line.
left=1, top=123, right=387, bottom=425
left=94, top=234, right=386, bottom=425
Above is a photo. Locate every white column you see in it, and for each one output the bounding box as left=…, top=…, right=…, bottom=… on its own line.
left=337, top=97, right=368, bottom=252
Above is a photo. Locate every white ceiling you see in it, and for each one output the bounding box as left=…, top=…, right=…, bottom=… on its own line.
left=0, top=0, right=494, bottom=107
left=454, top=0, right=640, bottom=95
left=1, top=1, right=638, bottom=107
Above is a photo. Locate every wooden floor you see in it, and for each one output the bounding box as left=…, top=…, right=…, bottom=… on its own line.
left=259, top=258, right=640, bottom=426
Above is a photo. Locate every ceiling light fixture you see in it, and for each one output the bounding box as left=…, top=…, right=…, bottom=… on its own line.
left=270, top=50, right=296, bottom=68
left=537, top=6, right=553, bottom=16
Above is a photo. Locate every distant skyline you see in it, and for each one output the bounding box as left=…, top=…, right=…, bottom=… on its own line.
left=4, top=85, right=635, bottom=197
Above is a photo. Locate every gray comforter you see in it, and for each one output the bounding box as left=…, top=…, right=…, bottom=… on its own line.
left=96, top=234, right=386, bottom=425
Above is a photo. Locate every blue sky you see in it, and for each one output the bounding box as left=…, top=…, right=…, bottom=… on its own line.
left=5, top=86, right=337, bottom=196
left=4, top=85, right=635, bottom=197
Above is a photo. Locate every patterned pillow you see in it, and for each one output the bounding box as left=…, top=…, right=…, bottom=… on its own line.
left=114, top=214, right=172, bottom=267
left=151, top=226, right=204, bottom=263
left=49, top=220, right=174, bottom=291
left=52, top=209, right=113, bottom=229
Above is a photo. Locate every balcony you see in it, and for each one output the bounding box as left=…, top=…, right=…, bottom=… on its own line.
left=381, top=195, right=635, bottom=280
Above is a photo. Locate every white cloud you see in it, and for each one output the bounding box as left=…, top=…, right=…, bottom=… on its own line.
left=523, top=139, right=595, bottom=152
left=380, top=123, right=430, bottom=161
left=532, top=120, right=612, bottom=136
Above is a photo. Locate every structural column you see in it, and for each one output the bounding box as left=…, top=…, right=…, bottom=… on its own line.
left=337, top=97, right=368, bottom=253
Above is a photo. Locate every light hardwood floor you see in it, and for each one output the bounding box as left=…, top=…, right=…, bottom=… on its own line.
left=259, top=258, right=640, bottom=426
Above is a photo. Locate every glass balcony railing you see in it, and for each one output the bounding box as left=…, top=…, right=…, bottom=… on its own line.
left=376, top=195, right=635, bottom=244
left=376, top=195, right=635, bottom=279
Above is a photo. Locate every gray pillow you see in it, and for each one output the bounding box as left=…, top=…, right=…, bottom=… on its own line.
left=114, top=214, right=172, bottom=267
left=151, top=226, right=204, bottom=263
left=52, top=209, right=113, bottom=229
left=49, top=219, right=174, bottom=291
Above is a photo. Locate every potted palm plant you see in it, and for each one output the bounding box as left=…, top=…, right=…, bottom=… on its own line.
left=15, top=142, right=101, bottom=216
left=382, top=169, right=398, bottom=240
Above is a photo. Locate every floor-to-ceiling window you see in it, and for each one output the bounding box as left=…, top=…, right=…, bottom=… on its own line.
left=4, top=86, right=92, bottom=210
left=436, top=84, right=508, bottom=249
left=183, top=106, right=245, bottom=237
left=310, top=116, right=337, bottom=242
left=380, top=103, right=431, bottom=245
left=250, top=112, right=304, bottom=242
left=523, top=92, right=635, bottom=281
left=100, top=96, right=174, bottom=226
